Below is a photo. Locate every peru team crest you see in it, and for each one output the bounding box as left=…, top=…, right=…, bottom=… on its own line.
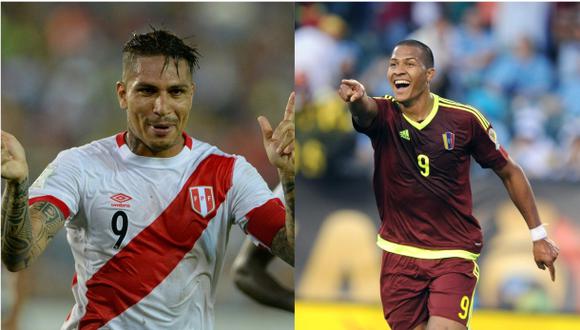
left=189, top=186, right=215, bottom=217
left=442, top=131, right=455, bottom=150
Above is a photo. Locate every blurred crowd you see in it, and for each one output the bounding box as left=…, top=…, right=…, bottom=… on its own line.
left=295, top=2, right=580, bottom=181
left=2, top=2, right=294, bottom=186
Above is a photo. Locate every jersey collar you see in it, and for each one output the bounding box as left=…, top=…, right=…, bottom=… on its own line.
left=401, top=93, right=440, bottom=130
left=115, top=131, right=193, bottom=150
left=115, top=131, right=194, bottom=168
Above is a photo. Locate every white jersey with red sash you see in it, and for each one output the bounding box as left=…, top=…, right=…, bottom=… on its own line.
left=29, top=132, right=286, bottom=330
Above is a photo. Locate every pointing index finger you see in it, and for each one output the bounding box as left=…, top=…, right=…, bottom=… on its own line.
left=341, top=79, right=360, bottom=87
left=284, top=92, right=295, bottom=121
left=548, top=263, right=556, bottom=282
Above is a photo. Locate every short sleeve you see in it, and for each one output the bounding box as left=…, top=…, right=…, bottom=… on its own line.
left=29, top=149, right=83, bottom=219
left=470, top=117, right=508, bottom=170
left=272, top=184, right=284, bottom=199
left=230, top=156, right=285, bottom=248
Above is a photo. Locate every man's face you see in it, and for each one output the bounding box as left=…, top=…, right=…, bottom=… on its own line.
left=116, top=55, right=195, bottom=157
left=387, top=45, right=435, bottom=103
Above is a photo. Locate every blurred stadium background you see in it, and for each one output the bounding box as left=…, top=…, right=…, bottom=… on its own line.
left=295, top=2, right=580, bottom=329
left=1, top=3, right=293, bottom=330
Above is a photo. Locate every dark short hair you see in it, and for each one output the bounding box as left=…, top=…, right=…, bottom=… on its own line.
left=122, top=28, right=200, bottom=80
left=393, top=39, right=434, bottom=69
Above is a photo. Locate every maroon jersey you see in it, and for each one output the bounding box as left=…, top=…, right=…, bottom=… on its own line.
left=354, top=94, right=508, bottom=254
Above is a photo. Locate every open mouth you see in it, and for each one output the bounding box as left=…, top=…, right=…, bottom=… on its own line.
left=394, top=79, right=411, bottom=90
left=150, top=123, right=174, bottom=136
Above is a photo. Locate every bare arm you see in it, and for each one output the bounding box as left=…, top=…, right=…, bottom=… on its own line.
left=337, top=79, right=378, bottom=128
left=232, top=239, right=294, bottom=312
left=494, top=157, right=560, bottom=281
left=1, top=131, right=66, bottom=272
left=257, top=93, right=295, bottom=266
left=271, top=168, right=294, bottom=266
left=2, top=268, right=32, bottom=330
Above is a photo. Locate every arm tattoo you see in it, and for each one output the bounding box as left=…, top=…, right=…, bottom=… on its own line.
left=271, top=171, right=295, bottom=266
left=271, top=229, right=294, bottom=266
left=281, top=173, right=295, bottom=222
left=2, top=178, right=33, bottom=270
left=1, top=179, right=66, bottom=271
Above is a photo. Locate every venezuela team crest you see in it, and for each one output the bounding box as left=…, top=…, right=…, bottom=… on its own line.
left=442, top=131, right=455, bottom=150
left=189, top=186, right=215, bottom=217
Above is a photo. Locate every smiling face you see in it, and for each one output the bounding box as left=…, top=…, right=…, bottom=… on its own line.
left=387, top=45, right=435, bottom=104
left=116, top=55, right=195, bottom=157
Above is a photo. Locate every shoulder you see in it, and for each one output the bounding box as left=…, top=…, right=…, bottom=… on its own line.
left=192, top=143, right=266, bottom=193
left=61, top=135, right=118, bottom=159
left=191, top=139, right=238, bottom=165
left=53, top=136, right=110, bottom=161
left=30, top=136, right=118, bottom=189
left=192, top=138, right=254, bottom=165
left=190, top=139, right=248, bottom=179
left=371, top=94, right=399, bottom=122
left=437, top=96, right=491, bottom=131
left=50, top=135, right=122, bottom=176
left=372, top=94, right=397, bottom=106
left=200, top=148, right=263, bottom=185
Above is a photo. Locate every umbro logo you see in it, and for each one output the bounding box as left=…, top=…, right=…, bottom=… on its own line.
left=399, top=129, right=410, bottom=141
left=111, top=193, right=132, bottom=203
left=111, top=193, right=132, bottom=208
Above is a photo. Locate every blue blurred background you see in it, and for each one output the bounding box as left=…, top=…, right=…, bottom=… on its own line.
left=1, top=3, right=293, bottom=330
left=295, top=2, right=580, bottom=329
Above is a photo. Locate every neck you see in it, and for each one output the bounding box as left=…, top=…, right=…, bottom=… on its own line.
left=399, top=91, right=434, bottom=122
left=125, top=130, right=183, bottom=158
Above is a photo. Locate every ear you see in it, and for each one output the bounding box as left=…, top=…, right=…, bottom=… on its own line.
left=116, top=81, right=127, bottom=110
left=426, top=68, right=436, bottom=84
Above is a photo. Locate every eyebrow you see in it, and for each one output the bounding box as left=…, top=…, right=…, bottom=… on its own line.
left=167, top=84, right=190, bottom=89
left=134, top=82, right=156, bottom=88
left=390, top=57, right=418, bottom=61
left=133, top=82, right=190, bottom=89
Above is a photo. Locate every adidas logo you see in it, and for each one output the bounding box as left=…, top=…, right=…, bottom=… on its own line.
left=399, top=129, right=410, bottom=141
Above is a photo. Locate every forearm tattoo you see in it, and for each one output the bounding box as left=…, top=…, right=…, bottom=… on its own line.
left=281, top=173, right=295, bottom=223
left=272, top=171, right=295, bottom=266
left=272, top=229, right=294, bottom=266
left=1, top=179, right=65, bottom=271
left=2, top=178, right=33, bottom=269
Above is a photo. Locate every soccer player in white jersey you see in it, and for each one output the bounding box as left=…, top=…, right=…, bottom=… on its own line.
left=1, top=29, right=295, bottom=330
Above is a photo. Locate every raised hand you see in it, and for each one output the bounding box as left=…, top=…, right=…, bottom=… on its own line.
left=533, top=238, right=560, bottom=282
left=1, top=131, right=29, bottom=183
left=338, top=79, right=378, bottom=128
left=338, top=79, right=367, bottom=103
left=257, top=92, right=295, bottom=174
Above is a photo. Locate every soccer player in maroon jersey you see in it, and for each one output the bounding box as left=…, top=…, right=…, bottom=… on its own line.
left=338, top=39, right=560, bottom=330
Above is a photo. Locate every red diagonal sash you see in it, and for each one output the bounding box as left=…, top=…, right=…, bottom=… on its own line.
left=79, top=154, right=235, bottom=329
